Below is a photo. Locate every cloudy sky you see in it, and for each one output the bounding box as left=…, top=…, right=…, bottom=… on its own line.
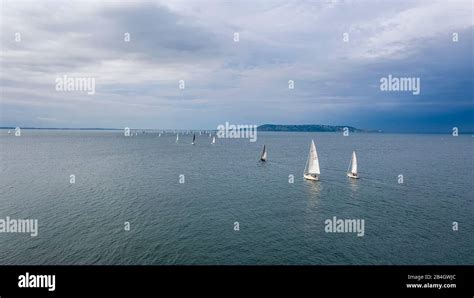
left=1, top=0, right=472, bottom=132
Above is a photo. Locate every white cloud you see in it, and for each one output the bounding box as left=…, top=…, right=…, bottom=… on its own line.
left=348, top=0, right=472, bottom=59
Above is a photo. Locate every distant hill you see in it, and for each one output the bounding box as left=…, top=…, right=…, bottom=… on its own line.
left=257, top=124, right=370, bottom=132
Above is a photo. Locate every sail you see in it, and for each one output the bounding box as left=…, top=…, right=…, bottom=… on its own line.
left=212, top=136, right=216, bottom=144
left=261, top=145, right=267, bottom=161
left=351, top=151, right=357, bottom=174
left=176, top=133, right=179, bottom=142
left=305, top=140, right=320, bottom=175
left=192, top=133, right=196, bottom=144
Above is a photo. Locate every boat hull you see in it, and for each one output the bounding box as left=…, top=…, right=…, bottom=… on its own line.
left=304, top=174, right=319, bottom=181
left=347, top=173, right=359, bottom=179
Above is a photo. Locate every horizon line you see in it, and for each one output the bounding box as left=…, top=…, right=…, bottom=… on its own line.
left=1, top=127, right=472, bottom=135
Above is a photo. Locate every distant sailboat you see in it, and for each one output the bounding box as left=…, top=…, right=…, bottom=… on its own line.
left=211, top=136, right=216, bottom=144
left=8, top=130, right=11, bottom=134
left=158, top=133, right=161, bottom=137
left=260, top=145, right=267, bottom=162
left=176, top=133, right=179, bottom=143
left=347, top=151, right=359, bottom=179
left=192, top=133, right=196, bottom=145
left=303, top=140, right=320, bottom=181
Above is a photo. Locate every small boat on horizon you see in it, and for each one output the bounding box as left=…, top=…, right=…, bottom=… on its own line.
left=211, top=136, right=216, bottom=144
left=303, top=139, right=320, bottom=181
left=192, top=133, right=196, bottom=145
left=347, top=151, right=359, bottom=179
left=260, top=145, right=267, bottom=162
left=176, top=133, right=179, bottom=143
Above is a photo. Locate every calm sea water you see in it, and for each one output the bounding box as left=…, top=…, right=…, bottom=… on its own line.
left=0, top=130, right=472, bottom=265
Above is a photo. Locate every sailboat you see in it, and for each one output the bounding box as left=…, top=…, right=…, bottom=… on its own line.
left=303, top=140, right=320, bottom=181
left=211, top=136, right=216, bottom=144
left=347, top=151, right=359, bottom=179
left=192, top=133, right=196, bottom=145
left=176, top=133, right=179, bottom=143
left=8, top=130, right=11, bottom=134
left=260, top=145, right=267, bottom=162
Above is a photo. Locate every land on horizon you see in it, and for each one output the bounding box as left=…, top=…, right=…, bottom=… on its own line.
left=1, top=125, right=472, bottom=134
left=1, top=124, right=368, bottom=132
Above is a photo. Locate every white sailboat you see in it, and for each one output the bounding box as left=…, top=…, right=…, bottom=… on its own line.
left=176, top=133, right=179, bottom=143
left=347, top=151, right=359, bottom=179
left=8, top=130, right=11, bottom=134
left=192, top=133, right=196, bottom=145
left=211, top=136, right=216, bottom=144
left=303, top=140, right=320, bottom=181
left=260, top=145, right=267, bottom=162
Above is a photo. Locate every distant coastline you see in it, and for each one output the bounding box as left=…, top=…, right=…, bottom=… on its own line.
left=1, top=126, right=472, bottom=134
left=0, top=124, right=375, bottom=132
left=257, top=124, right=377, bottom=133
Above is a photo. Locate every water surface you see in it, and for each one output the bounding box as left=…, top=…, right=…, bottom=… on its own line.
left=0, top=130, right=472, bottom=265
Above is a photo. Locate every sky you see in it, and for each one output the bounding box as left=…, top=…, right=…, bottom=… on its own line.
left=0, top=0, right=473, bottom=132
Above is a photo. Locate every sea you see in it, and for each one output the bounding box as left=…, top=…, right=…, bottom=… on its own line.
left=0, top=130, right=472, bottom=265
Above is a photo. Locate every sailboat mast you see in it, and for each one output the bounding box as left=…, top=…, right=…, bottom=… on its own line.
left=304, top=150, right=310, bottom=175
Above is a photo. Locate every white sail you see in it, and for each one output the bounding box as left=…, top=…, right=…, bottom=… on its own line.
left=351, top=151, right=357, bottom=174
left=176, top=133, right=179, bottom=142
left=212, top=136, right=216, bottom=144
left=305, top=140, right=320, bottom=175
